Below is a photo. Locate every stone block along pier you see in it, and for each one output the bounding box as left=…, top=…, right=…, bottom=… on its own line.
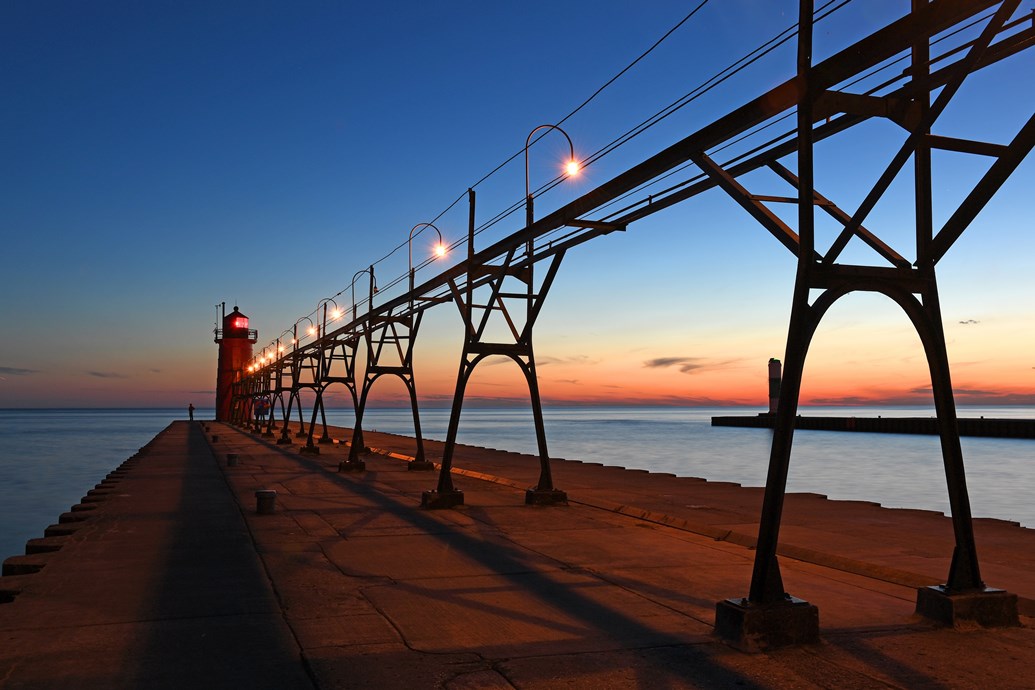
left=2, top=420, right=1034, bottom=688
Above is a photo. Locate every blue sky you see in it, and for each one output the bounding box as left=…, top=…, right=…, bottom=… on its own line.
left=1, top=1, right=1033, bottom=408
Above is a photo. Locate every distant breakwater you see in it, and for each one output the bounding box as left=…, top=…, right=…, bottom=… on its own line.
left=711, top=414, right=1035, bottom=439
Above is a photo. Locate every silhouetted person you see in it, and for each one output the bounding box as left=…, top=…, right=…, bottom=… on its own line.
left=188, top=403, right=195, bottom=421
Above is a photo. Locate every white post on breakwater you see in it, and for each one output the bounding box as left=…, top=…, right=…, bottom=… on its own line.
left=768, top=358, right=781, bottom=414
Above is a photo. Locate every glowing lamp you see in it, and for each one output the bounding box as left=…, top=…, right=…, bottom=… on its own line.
left=565, top=160, right=580, bottom=177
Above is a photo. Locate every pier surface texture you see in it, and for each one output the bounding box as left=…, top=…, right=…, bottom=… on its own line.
left=2, top=421, right=1034, bottom=689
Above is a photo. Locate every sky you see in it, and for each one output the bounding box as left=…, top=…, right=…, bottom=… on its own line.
left=1, top=0, right=1033, bottom=409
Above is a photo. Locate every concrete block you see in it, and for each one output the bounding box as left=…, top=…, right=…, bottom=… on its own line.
left=45, top=523, right=80, bottom=537
left=915, top=586, right=1020, bottom=627
left=421, top=489, right=464, bottom=509
left=255, top=490, right=277, bottom=515
left=25, top=537, right=65, bottom=555
left=714, top=596, right=819, bottom=652
left=406, top=461, right=436, bottom=471
left=525, top=488, right=568, bottom=506
left=3, top=555, right=47, bottom=577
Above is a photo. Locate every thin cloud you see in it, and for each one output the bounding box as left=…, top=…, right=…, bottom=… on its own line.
left=0, top=366, right=40, bottom=376
left=644, top=356, right=742, bottom=375
left=538, top=355, right=599, bottom=367
left=645, top=356, right=708, bottom=374
left=958, top=319, right=980, bottom=325
left=88, top=371, right=129, bottom=379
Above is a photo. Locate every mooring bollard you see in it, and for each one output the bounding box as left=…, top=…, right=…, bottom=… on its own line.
left=255, top=489, right=277, bottom=514
left=227, top=453, right=238, bottom=467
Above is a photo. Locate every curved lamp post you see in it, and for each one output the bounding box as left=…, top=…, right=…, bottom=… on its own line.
left=524, top=124, right=579, bottom=233
left=316, top=297, right=342, bottom=339
left=349, top=267, right=378, bottom=322
left=408, top=223, right=447, bottom=303
left=278, top=329, right=293, bottom=357
left=292, top=316, right=315, bottom=349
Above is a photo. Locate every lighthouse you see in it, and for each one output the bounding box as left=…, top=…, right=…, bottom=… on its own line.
left=213, top=305, right=258, bottom=422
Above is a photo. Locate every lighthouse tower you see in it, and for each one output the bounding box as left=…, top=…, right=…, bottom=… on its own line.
left=213, top=305, right=258, bottom=422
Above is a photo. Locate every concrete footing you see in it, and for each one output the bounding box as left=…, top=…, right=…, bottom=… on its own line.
left=525, top=488, right=568, bottom=505
left=319, top=436, right=334, bottom=445
left=714, top=596, right=819, bottom=652
left=407, top=460, right=436, bottom=471
left=276, top=436, right=293, bottom=445
left=915, top=585, right=1020, bottom=627
left=421, top=489, right=465, bottom=509
left=300, top=445, right=320, bottom=456
left=338, top=460, right=366, bottom=472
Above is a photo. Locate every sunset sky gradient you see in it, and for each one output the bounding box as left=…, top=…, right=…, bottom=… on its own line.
left=2, top=1, right=1033, bottom=409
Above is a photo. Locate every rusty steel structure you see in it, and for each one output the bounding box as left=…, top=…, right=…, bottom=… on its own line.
left=225, top=0, right=1034, bottom=646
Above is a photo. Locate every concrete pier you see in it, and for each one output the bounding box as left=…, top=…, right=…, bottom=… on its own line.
left=2, top=421, right=1034, bottom=688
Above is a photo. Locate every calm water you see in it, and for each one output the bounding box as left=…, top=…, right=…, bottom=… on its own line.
left=1, top=406, right=1032, bottom=560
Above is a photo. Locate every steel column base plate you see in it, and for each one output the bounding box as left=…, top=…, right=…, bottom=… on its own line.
left=407, top=461, right=436, bottom=471
left=276, top=437, right=293, bottom=445
left=421, top=489, right=464, bottom=509
left=294, top=431, right=308, bottom=438
left=714, top=596, right=819, bottom=652
left=338, top=460, right=366, bottom=472
left=299, top=445, right=320, bottom=456
left=915, top=585, right=1019, bottom=628
left=525, top=488, right=568, bottom=506
left=261, top=432, right=275, bottom=438
left=318, top=436, right=334, bottom=445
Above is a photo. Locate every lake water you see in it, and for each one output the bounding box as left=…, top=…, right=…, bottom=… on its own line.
left=1, top=405, right=1032, bottom=560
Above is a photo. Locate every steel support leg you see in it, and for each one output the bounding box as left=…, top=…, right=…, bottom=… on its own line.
left=522, top=349, right=567, bottom=505
left=714, top=276, right=819, bottom=651
left=913, top=281, right=1019, bottom=626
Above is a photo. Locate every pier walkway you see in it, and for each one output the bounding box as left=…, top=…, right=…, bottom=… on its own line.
left=1, top=420, right=1034, bottom=688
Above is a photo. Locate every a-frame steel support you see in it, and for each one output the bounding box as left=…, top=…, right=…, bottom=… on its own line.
left=714, top=0, right=1022, bottom=651
left=300, top=333, right=363, bottom=454
left=341, top=306, right=434, bottom=471
left=423, top=189, right=568, bottom=508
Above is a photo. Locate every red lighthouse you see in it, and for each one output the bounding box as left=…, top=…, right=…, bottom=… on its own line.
left=213, top=305, right=258, bottom=422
